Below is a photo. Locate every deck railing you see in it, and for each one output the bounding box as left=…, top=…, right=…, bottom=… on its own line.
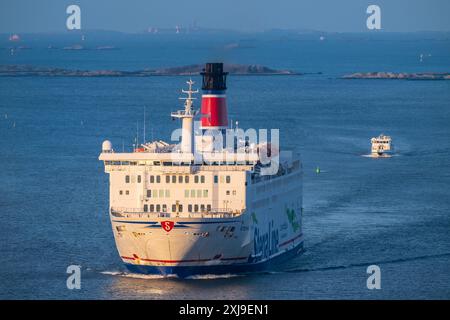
left=110, top=207, right=242, bottom=219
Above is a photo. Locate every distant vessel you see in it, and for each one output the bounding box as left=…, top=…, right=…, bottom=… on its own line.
left=63, top=44, right=84, bottom=50
left=371, top=134, right=392, bottom=157
left=9, top=34, right=20, bottom=41
left=99, top=62, right=304, bottom=277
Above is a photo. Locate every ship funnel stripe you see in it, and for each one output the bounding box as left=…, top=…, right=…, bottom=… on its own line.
left=200, top=63, right=229, bottom=128
left=202, top=94, right=226, bottom=98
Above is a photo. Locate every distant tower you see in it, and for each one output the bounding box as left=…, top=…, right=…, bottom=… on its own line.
left=171, top=79, right=198, bottom=153
left=200, top=63, right=229, bottom=130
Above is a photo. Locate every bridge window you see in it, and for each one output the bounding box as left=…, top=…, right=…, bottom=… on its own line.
left=207, top=204, right=211, bottom=211
left=166, top=175, right=170, bottom=183
left=143, top=204, right=148, bottom=212
left=150, top=204, right=154, bottom=212
left=190, top=189, right=196, bottom=198
left=119, top=190, right=123, bottom=195
left=226, top=176, right=231, bottom=183
left=188, top=204, right=192, bottom=212
left=137, top=175, right=142, bottom=183
left=179, top=205, right=183, bottom=212
left=150, top=175, right=154, bottom=183
left=156, top=176, right=161, bottom=183
left=125, top=190, right=129, bottom=195
left=201, top=175, right=205, bottom=183
left=194, top=175, right=199, bottom=183
left=194, top=204, right=199, bottom=212
left=147, top=190, right=151, bottom=198
left=185, top=176, right=189, bottom=183
left=162, top=204, right=167, bottom=212
left=178, top=176, right=183, bottom=183
left=125, top=175, right=130, bottom=183
left=226, top=190, right=230, bottom=195
left=185, top=190, right=189, bottom=197
left=203, top=190, right=208, bottom=197
left=214, top=175, right=218, bottom=183
left=172, top=204, right=176, bottom=212
left=172, top=175, right=176, bottom=183
left=200, top=204, right=205, bottom=212
left=156, top=204, right=160, bottom=212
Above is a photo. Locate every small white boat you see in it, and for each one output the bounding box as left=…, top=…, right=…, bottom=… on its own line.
left=370, top=134, right=392, bottom=157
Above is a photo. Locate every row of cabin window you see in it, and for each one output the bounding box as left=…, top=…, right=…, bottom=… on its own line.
left=119, top=190, right=129, bottom=195
left=149, top=175, right=206, bottom=184
left=184, top=189, right=209, bottom=198
left=147, top=175, right=232, bottom=184
left=145, top=189, right=209, bottom=198
left=146, top=189, right=170, bottom=198
left=125, top=174, right=232, bottom=184
left=143, top=204, right=212, bottom=213
left=214, top=175, right=231, bottom=183
left=125, top=175, right=141, bottom=183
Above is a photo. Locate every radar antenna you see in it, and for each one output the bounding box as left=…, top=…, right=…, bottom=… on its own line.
left=178, top=79, right=199, bottom=114
left=171, top=79, right=199, bottom=153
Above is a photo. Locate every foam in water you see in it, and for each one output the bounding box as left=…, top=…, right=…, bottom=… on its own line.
left=101, top=271, right=178, bottom=280
left=101, top=271, right=241, bottom=280
left=185, top=274, right=242, bottom=280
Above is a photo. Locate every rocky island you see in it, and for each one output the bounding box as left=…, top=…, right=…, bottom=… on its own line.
left=0, top=64, right=300, bottom=77
left=343, top=72, right=450, bottom=80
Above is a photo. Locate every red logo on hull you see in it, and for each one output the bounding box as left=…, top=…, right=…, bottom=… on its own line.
left=161, top=221, right=174, bottom=232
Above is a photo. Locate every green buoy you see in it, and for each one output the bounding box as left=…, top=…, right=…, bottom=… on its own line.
left=315, top=166, right=321, bottom=174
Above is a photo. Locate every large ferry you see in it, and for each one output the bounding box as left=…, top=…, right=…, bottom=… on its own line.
left=99, top=63, right=303, bottom=277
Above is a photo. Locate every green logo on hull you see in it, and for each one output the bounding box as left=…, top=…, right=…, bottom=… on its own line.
left=251, top=212, right=258, bottom=224
left=286, top=208, right=300, bottom=232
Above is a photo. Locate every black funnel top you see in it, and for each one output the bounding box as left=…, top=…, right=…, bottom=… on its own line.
left=201, top=63, right=228, bottom=91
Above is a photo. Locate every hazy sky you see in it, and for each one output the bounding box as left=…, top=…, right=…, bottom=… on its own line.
left=1, top=0, right=450, bottom=33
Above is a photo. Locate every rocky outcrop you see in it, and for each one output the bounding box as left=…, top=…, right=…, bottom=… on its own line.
left=0, top=64, right=300, bottom=77
left=343, top=72, right=450, bottom=80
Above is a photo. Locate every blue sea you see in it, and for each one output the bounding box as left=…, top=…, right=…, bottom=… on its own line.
left=0, top=32, right=449, bottom=299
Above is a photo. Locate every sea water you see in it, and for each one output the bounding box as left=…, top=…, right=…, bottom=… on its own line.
left=0, top=33, right=449, bottom=299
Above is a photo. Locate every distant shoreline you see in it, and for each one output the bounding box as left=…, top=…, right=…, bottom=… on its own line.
left=0, top=64, right=302, bottom=77
left=342, top=72, right=450, bottom=80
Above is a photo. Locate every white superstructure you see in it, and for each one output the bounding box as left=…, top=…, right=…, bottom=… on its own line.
left=99, top=63, right=303, bottom=277
left=371, top=134, right=392, bottom=157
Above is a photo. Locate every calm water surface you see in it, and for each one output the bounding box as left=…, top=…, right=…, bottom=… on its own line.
left=0, top=34, right=449, bottom=299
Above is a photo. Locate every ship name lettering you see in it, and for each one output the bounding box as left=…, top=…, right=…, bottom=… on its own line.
left=254, top=221, right=279, bottom=260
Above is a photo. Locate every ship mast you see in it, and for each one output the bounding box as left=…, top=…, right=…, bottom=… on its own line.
left=171, top=79, right=198, bottom=153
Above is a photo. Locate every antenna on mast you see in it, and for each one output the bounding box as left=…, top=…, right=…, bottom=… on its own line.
left=136, top=120, right=139, bottom=148
left=179, top=78, right=198, bottom=113
left=171, top=79, right=199, bottom=153
left=143, top=106, right=146, bottom=144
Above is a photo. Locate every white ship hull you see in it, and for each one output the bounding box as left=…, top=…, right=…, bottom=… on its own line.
left=110, top=179, right=303, bottom=277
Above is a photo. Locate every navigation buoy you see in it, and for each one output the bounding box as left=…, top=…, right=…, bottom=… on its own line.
left=315, top=167, right=321, bottom=174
